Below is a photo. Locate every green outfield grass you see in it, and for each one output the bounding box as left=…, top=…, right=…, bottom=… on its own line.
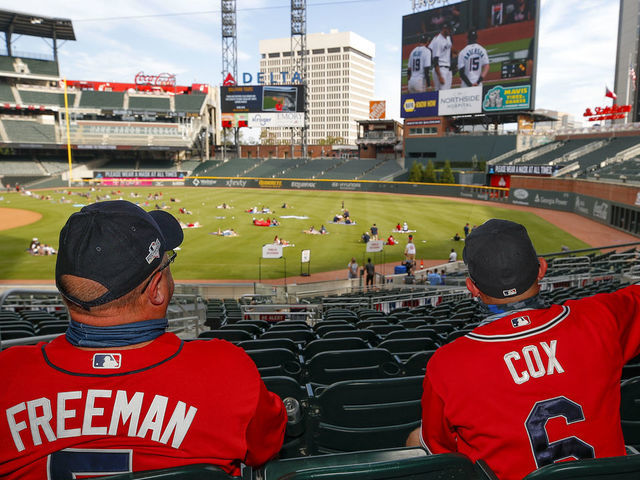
left=0, top=187, right=591, bottom=281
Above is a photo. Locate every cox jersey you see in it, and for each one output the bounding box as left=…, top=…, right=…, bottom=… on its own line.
left=0, top=333, right=286, bottom=479
left=458, top=43, right=489, bottom=86
left=420, top=285, right=640, bottom=480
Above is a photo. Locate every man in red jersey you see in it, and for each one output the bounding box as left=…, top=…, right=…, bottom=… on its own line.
left=407, top=219, right=640, bottom=480
left=0, top=200, right=286, bottom=479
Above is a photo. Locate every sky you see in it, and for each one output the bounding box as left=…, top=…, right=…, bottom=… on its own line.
left=0, top=0, right=621, bottom=126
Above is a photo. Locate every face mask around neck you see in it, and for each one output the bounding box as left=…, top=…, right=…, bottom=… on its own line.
left=65, top=317, right=168, bottom=348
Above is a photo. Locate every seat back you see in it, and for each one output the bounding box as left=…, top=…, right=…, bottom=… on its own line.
left=403, top=350, right=436, bottom=376
left=197, top=329, right=253, bottom=342
left=238, top=338, right=298, bottom=353
left=621, top=376, right=640, bottom=449
left=522, top=455, right=640, bottom=479
left=311, top=376, right=422, bottom=453
left=377, top=338, right=439, bottom=360
left=315, top=323, right=356, bottom=336
left=245, top=348, right=302, bottom=380
left=220, top=323, right=262, bottom=336
left=92, top=464, right=235, bottom=479
left=384, top=329, right=441, bottom=343
left=262, top=449, right=489, bottom=480
left=307, top=348, right=401, bottom=385
left=323, top=329, right=380, bottom=345
left=260, top=329, right=317, bottom=345
left=303, top=337, right=369, bottom=360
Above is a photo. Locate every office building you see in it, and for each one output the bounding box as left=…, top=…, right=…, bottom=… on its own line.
left=259, top=29, right=375, bottom=146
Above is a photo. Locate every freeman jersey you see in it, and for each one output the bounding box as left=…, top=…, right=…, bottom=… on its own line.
left=0, top=333, right=287, bottom=479
left=458, top=43, right=489, bottom=86
left=407, top=46, right=432, bottom=93
left=420, top=285, right=640, bottom=480
left=428, top=33, right=452, bottom=68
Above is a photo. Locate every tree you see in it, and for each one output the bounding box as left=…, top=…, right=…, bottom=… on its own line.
left=440, top=160, right=456, bottom=184
left=408, top=160, right=423, bottom=182
left=422, top=159, right=437, bottom=183
left=259, top=129, right=277, bottom=145
left=318, top=135, right=344, bottom=145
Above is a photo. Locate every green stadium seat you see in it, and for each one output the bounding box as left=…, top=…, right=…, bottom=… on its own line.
left=238, top=338, right=298, bottom=353
left=378, top=338, right=439, bottom=360
left=315, top=323, right=356, bottom=336
left=303, top=337, right=369, bottom=360
left=384, top=329, right=441, bottom=344
left=198, top=329, right=253, bottom=342
left=245, top=348, right=303, bottom=380
left=267, top=321, right=310, bottom=331
left=356, top=319, right=390, bottom=329
left=262, top=449, right=492, bottom=480
left=308, top=376, right=422, bottom=454
left=621, top=376, right=640, bottom=449
left=92, top=463, right=237, bottom=479
left=307, top=348, right=402, bottom=386
left=260, top=329, right=317, bottom=346
left=403, top=350, right=435, bottom=376
left=323, top=329, right=380, bottom=345
left=262, top=375, right=308, bottom=458
left=220, top=323, right=263, bottom=336
left=522, top=455, right=640, bottom=479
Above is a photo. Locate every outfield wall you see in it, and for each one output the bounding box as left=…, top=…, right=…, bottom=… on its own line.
left=508, top=177, right=640, bottom=236
left=186, top=176, right=509, bottom=202
left=184, top=174, right=639, bottom=237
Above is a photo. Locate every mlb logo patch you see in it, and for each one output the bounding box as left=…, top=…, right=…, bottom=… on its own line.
left=93, top=353, right=122, bottom=369
left=511, top=316, right=531, bottom=328
left=503, top=288, right=518, bottom=297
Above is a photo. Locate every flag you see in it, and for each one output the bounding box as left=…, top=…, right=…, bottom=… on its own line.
left=605, top=85, right=617, bottom=100
left=630, top=65, right=637, bottom=91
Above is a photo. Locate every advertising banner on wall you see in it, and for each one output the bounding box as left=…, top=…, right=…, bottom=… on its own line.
left=247, top=112, right=304, bottom=128
left=369, top=101, right=386, bottom=119
left=438, top=86, right=482, bottom=115
left=221, top=85, right=305, bottom=113
left=400, top=0, right=538, bottom=118
left=401, top=91, right=439, bottom=117
left=482, top=84, right=531, bottom=112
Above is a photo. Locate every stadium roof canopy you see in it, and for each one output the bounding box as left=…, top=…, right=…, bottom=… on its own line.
left=453, top=110, right=558, bottom=127
left=0, top=9, right=75, bottom=40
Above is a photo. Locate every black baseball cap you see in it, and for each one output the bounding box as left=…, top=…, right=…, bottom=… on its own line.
left=56, top=200, right=183, bottom=309
left=462, top=219, right=539, bottom=299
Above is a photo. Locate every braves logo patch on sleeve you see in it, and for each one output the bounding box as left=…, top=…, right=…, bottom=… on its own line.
left=511, top=316, right=531, bottom=328
left=93, top=353, right=122, bottom=369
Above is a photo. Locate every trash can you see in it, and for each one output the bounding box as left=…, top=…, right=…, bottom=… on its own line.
left=394, top=265, right=407, bottom=275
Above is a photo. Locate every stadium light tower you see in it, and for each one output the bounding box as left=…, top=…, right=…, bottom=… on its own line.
left=290, top=0, right=308, bottom=158
left=221, top=0, right=238, bottom=160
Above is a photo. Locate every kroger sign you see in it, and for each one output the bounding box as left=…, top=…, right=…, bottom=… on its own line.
left=223, top=72, right=303, bottom=86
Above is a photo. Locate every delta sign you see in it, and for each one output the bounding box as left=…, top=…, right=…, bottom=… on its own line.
left=223, top=72, right=303, bottom=86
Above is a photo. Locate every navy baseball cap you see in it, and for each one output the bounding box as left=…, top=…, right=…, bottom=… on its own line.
left=56, top=200, right=183, bottom=309
left=462, top=219, right=539, bottom=299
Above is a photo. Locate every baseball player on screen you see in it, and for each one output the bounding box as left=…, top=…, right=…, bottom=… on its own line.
left=429, top=22, right=453, bottom=90
left=0, top=201, right=287, bottom=479
left=407, top=219, right=640, bottom=480
left=458, top=30, right=490, bottom=87
left=407, top=34, right=432, bottom=93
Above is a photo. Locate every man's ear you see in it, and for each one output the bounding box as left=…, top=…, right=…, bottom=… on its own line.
left=466, top=277, right=481, bottom=297
left=537, top=257, right=548, bottom=280
left=144, top=272, right=166, bottom=307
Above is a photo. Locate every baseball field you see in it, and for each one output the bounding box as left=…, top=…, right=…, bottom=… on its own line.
left=0, top=186, right=592, bottom=281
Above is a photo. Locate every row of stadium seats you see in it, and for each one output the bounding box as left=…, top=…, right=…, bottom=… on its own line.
left=90, top=452, right=640, bottom=480
left=0, top=81, right=207, bottom=113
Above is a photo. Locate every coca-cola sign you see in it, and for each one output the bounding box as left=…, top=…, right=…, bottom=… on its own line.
left=134, top=71, right=176, bottom=87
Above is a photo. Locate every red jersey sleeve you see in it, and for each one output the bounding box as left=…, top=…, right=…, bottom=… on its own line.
left=574, top=284, right=640, bottom=363
left=244, top=379, right=287, bottom=466
left=420, top=369, right=457, bottom=453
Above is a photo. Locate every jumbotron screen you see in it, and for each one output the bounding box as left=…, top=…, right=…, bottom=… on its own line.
left=401, top=0, right=539, bottom=117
